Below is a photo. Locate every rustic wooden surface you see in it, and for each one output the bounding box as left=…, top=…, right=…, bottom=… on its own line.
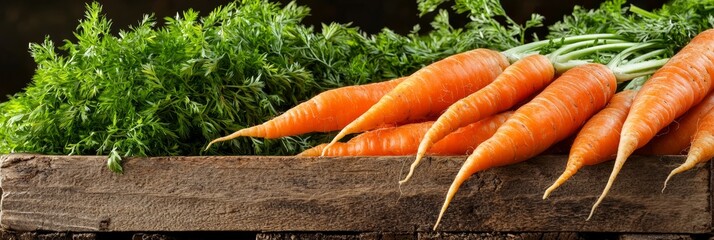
left=0, top=154, right=710, bottom=233
left=2, top=231, right=701, bottom=240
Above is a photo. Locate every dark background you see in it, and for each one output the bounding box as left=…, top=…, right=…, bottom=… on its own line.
left=0, top=0, right=665, bottom=101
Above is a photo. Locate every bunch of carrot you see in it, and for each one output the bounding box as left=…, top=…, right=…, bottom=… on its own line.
left=205, top=28, right=714, bottom=229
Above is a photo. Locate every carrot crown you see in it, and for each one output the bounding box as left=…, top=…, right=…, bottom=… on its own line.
left=503, top=34, right=663, bottom=77
left=500, top=34, right=621, bottom=63
left=607, top=42, right=669, bottom=82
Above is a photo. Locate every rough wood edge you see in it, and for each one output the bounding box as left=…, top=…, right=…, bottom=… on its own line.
left=0, top=154, right=710, bottom=233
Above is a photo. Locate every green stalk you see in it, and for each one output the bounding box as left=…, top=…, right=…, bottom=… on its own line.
left=501, top=33, right=622, bottom=63
left=548, top=41, right=637, bottom=73
left=558, top=42, right=638, bottom=63
left=608, top=42, right=668, bottom=82
left=547, top=39, right=627, bottom=61
left=629, top=49, right=667, bottom=63
left=629, top=4, right=660, bottom=19
left=606, top=42, right=660, bottom=69
left=612, top=58, right=669, bottom=81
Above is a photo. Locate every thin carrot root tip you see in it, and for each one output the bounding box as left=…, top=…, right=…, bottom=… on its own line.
left=320, top=141, right=336, bottom=156
left=664, top=166, right=691, bottom=193
left=587, top=204, right=598, bottom=221
left=434, top=201, right=448, bottom=231
left=662, top=172, right=675, bottom=193
left=543, top=172, right=569, bottom=200
left=205, top=129, right=247, bottom=151
left=544, top=164, right=583, bottom=200
left=590, top=137, right=637, bottom=220
left=543, top=184, right=557, bottom=200
left=323, top=130, right=349, bottom=156
left=400, top=152, right=426, bottom=185
left=205, top=138, right=223, bottom=151
left=663, top=161, right=697, bottom=192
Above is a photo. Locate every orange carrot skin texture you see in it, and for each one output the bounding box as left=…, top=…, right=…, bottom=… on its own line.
left=406, top=54, right=554, bottom=182
left=664, top=108, right=714, bottom=185
left=543, top=90, right=636, bottom=199
left=640, top=90, right=714, bottom=155
left=435, top=63, right=616, bottom=229
left=619, top=29, right=714, bottom=154
left=430, top=112, right=512, bottom=155
left=205, top=77, right=407, bottom=148
left=324, top=49, right=510, bottom=153
left=298, top=112, right=511, bottom=156
left=593, top=29, right=714, bottom=220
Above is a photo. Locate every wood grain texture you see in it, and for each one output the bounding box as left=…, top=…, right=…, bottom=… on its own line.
left=0, top=154, right=709, bottom=233
left=618, top=234, right=693, bottom=240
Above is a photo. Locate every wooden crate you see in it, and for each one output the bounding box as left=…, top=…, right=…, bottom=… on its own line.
left=0, top=154, right=710, bottom=235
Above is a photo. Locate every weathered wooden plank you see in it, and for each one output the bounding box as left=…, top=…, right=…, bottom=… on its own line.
left=0, top=230, right=97, bottom=240
left=418, top=232, right=588, bottom=240
left=618, top=234, right=694, bottom=240
left=255, top=232, right=416, bottom=240
left=0, top=154, right=709, bottom=233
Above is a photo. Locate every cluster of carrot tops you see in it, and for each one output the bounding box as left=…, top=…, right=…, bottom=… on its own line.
left=204, top=0, right=714, bottom=230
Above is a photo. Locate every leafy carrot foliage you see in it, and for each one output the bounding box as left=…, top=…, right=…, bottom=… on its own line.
left=0, top=0, right=527, bottom=172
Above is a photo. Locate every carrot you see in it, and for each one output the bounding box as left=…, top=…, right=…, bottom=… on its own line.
left=590, top=29, right=714, bottom=219
left=402, top=54, right=555, bottom=184
left=298, top=111, right=511, bottom=157
left=434, top=63, right=617, bottom=230
left=663, top=108, right=714, bottom=189
left=402, top=38, right=634, bottom=184
left=543, top=89, right=637, bottom=199
left=205, top=77, right=407, bottom=150
left=639, top=90, right=714, bottom=155
left=321, top=49, right=510, bottom=155
left=319, top=35, right=623, bottom=156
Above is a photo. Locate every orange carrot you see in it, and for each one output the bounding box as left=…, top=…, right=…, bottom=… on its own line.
left=590, top=29, right=714, bottom=219
left=663, top=108, right=714, bottom=189
left=639, top=90, right=714, bottom=155
left=402, top=54, right=555, bottom=184
left=543, top=89, right=637, bottom=199
left=205, top=77, right=407, bottom=149
left=321, top=49, right=510, bottom=155
left=434, top=63, right=616, bottom=230
left=298, top=111, right=511, bottom=157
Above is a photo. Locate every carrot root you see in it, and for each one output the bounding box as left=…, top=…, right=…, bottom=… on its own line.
left=205, top=129, right=250, bottom=150
left=543, top=159, right=581, bottom=199
left=400, top=151, right=427, bottom=185
left=663, top=122, right=714, bottom=191
left=662, top=155, right=699, bottom=192
left=433, top=158, right=474, bottom=231
left=545, top=89, right=637, bottom=199
left=322, top=49, right=509, bottom=156
left=589, top=135, right=637, bottom=220
left=437, top=63, right=616, bottom=228
left=402, top=54, right=555, bottom=185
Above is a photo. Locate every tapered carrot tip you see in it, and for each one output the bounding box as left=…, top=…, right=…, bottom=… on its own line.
left=589, top=136, right=637, bottom=220
left=400, top=150, right=427, bottom=185
left=322, top=130, right=349, bottom=156
left=543, top=164, right=579, bottom=199
left=433, top=184, right=455, bottom=231
left=205, top=136, right=228, bottom=151
left=205, top=129, right=248, bottom=150
left=663, top=154, right=700, bottom=192
left=434, top=157, right=472, bottom=230
left=297, top=144, right=327, bottom=157
left=320, top=141, right=337, bottom=156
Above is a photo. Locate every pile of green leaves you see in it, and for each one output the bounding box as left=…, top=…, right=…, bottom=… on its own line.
left=549, top=0, right=714, bottom=53
left=0, top=0, right=534, bottom=172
